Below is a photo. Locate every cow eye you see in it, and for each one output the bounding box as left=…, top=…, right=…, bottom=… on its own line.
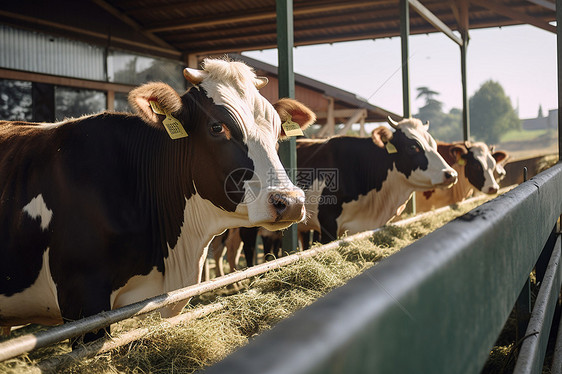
left=409, top=144, right=421, bottom=153
left=211, top=123, right=225, bottom=134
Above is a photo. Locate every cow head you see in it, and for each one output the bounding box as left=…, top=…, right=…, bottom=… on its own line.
left=129, top=58, right=315, bottom=231
left=371, top=117, right=457, bottom=189
left=450, top=142, right=507, bottom=194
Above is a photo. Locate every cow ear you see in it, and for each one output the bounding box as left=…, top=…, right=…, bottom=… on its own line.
left=450, top=144, right=468, bottom=163
left=129, top=82, right=183, bottom=129
left=492, top=151, right=508, bottom=163
left=254, top=76, right=269, bottom=89
left=371, top=126, right=393, bottom=148
left=274, top=98, right=316, bottom=139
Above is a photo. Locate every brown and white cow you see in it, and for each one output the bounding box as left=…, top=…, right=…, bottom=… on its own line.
left=297, top=117, right=458, bottom=244
left=0, top=58, right=315, bottom=341
left=415, top=141, right=508, bottom=212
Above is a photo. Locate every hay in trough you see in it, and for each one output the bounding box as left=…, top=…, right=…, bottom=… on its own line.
left=0, top=199, right=488, bottom=374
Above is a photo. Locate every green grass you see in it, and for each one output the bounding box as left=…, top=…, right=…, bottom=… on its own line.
left=499, top=128, right=553, bottom=143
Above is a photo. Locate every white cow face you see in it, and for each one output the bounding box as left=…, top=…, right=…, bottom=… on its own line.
left=372, top=118, right=458, bottom=189
left=454, top=143, right=507, bottom=194
left=186, top=59, right=316, bottom=230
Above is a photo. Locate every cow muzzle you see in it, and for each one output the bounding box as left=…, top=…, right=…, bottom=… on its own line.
left=443, top=170, right=458, bottom=186
left=268, top=190, right=306, bottom=223
left=434, top=169, right=458, bottom=188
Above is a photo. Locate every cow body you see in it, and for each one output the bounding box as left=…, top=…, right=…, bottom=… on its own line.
left=415, top=142, right=508, bottom=212
left=0, top=59, right=315, bottom=337
left=297, top=118, right=458, bottom=244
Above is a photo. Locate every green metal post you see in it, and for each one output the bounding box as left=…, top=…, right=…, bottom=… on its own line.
left=558, top=0, right=562, bottom=160
left=400, top=0, right=415, bottom=214
left=399, top=0, right=411, bottom=118
left=276, top=0, right=299, bottom=252
left=461, top=34, right=470, bottom=142
left=556, top=0, right=562, bottom=160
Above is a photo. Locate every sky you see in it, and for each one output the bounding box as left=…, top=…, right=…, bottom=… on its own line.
left=243, top=24, right=557, bottom=120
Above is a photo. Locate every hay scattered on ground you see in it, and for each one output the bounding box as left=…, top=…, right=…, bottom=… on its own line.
left=0, top=200, right=487, bottom=374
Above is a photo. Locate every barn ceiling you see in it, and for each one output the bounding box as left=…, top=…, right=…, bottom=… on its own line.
left=0, top=0, right=556, bottom=61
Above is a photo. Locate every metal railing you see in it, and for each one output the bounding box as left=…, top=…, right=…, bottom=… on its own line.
left=205, top=162, right=562, bottom=374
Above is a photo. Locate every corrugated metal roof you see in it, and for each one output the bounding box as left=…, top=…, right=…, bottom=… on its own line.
left=0, top=0, right=555, bottom=60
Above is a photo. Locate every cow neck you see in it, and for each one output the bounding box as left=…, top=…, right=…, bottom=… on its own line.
left=127, top=110, right=234, bottom=289
left=126, top=118, right=194, bottom=263
left=452, top=163, right=474, bottom=201
left=369, top=169, right=414, bottom=222
left=341, top=137, right=395, bottom=201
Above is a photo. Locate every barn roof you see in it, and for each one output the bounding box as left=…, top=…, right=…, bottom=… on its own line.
left=234, top=54, right=400, bottom=123
left=0, top=0, right=555, bottom=60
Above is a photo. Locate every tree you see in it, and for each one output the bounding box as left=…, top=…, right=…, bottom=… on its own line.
left=415, top=86, right=462, bottom=142
left=469, top=80, right=520, bottom=144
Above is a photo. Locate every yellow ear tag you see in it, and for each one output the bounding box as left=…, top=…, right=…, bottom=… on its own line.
left=457, top=158, right=466, bottom=166
left=282, top=116, right=304, bottom=137
left=385, top=142, right=398, bottom=154
left=149, top=100, right=188, bottom=139
left=162, top=115, right=188, bottom=139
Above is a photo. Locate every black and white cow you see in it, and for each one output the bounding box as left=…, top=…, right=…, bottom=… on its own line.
left=215, top=117, right=459, bottom=267
left=297, top=117, right=458, bottom=244
left=0, top=58, right=315, bottom=340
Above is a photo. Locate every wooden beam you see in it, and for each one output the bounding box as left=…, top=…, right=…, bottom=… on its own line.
left=185, top=15, right=539, bottom=56
left=316, top=109, right=369, bottom=119
left=172, top=9, right=398, bottom=48
left=359, top=115, right=366, bottom=137
left=146, top=1, right=381, bottom=33
left=132, top=0, right=394, bottom=19
left=337, top=109, right=367, bottom=135
left=316, top=98, right=335, bottom=138
left=408, top=0, right=463, bottom=46
left=0, top=68, right=135, bottom=93
left=106, top=90, right=115, bottom=111
left=470, top=0, right=556, bottom=33
left=526, top=0, right=555, bottom=11
left=451, top=0, right=470, bottom=36
left=90, top=0, right=175, bottom=50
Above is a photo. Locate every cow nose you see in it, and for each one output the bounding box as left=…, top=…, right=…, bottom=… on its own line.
left=444, top=170, right=458, bottom=184
left=488, top=186, right=498, bottom=194
left=268, top=190, right=305, bottom=222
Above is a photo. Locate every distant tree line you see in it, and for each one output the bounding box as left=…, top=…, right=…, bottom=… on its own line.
left=416, top=80, right=520, bottom=144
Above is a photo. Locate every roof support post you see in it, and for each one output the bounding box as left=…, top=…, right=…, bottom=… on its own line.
left=276, top=0, right=299, bottom=252
left=400, top=0, right=411, bottom=119
left=461, top=34, right=470, bottom=141
left=558, top=0, right=562, bottom=160
left=453, top=0, right=471, bottom=141
left=400, top=0, right=415, bottom=214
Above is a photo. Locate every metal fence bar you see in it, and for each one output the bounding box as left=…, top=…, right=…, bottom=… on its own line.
left=514, top=236, right=562, bottom=374
left=2, top=216, right=421, bottom=362
left=37, top=302, right=226, bottom=372
left=550, top=300, right=562, bottom=374
left=0, top=241, right=340, bottom=362
left=204, top=162, right=562, bottom=374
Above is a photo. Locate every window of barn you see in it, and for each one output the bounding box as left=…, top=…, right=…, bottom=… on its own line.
left=108, top=51, right=185, bottom=92
left=0, top=79, right=32, bottom=121
left=55, top=87, right=106, bottom=121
